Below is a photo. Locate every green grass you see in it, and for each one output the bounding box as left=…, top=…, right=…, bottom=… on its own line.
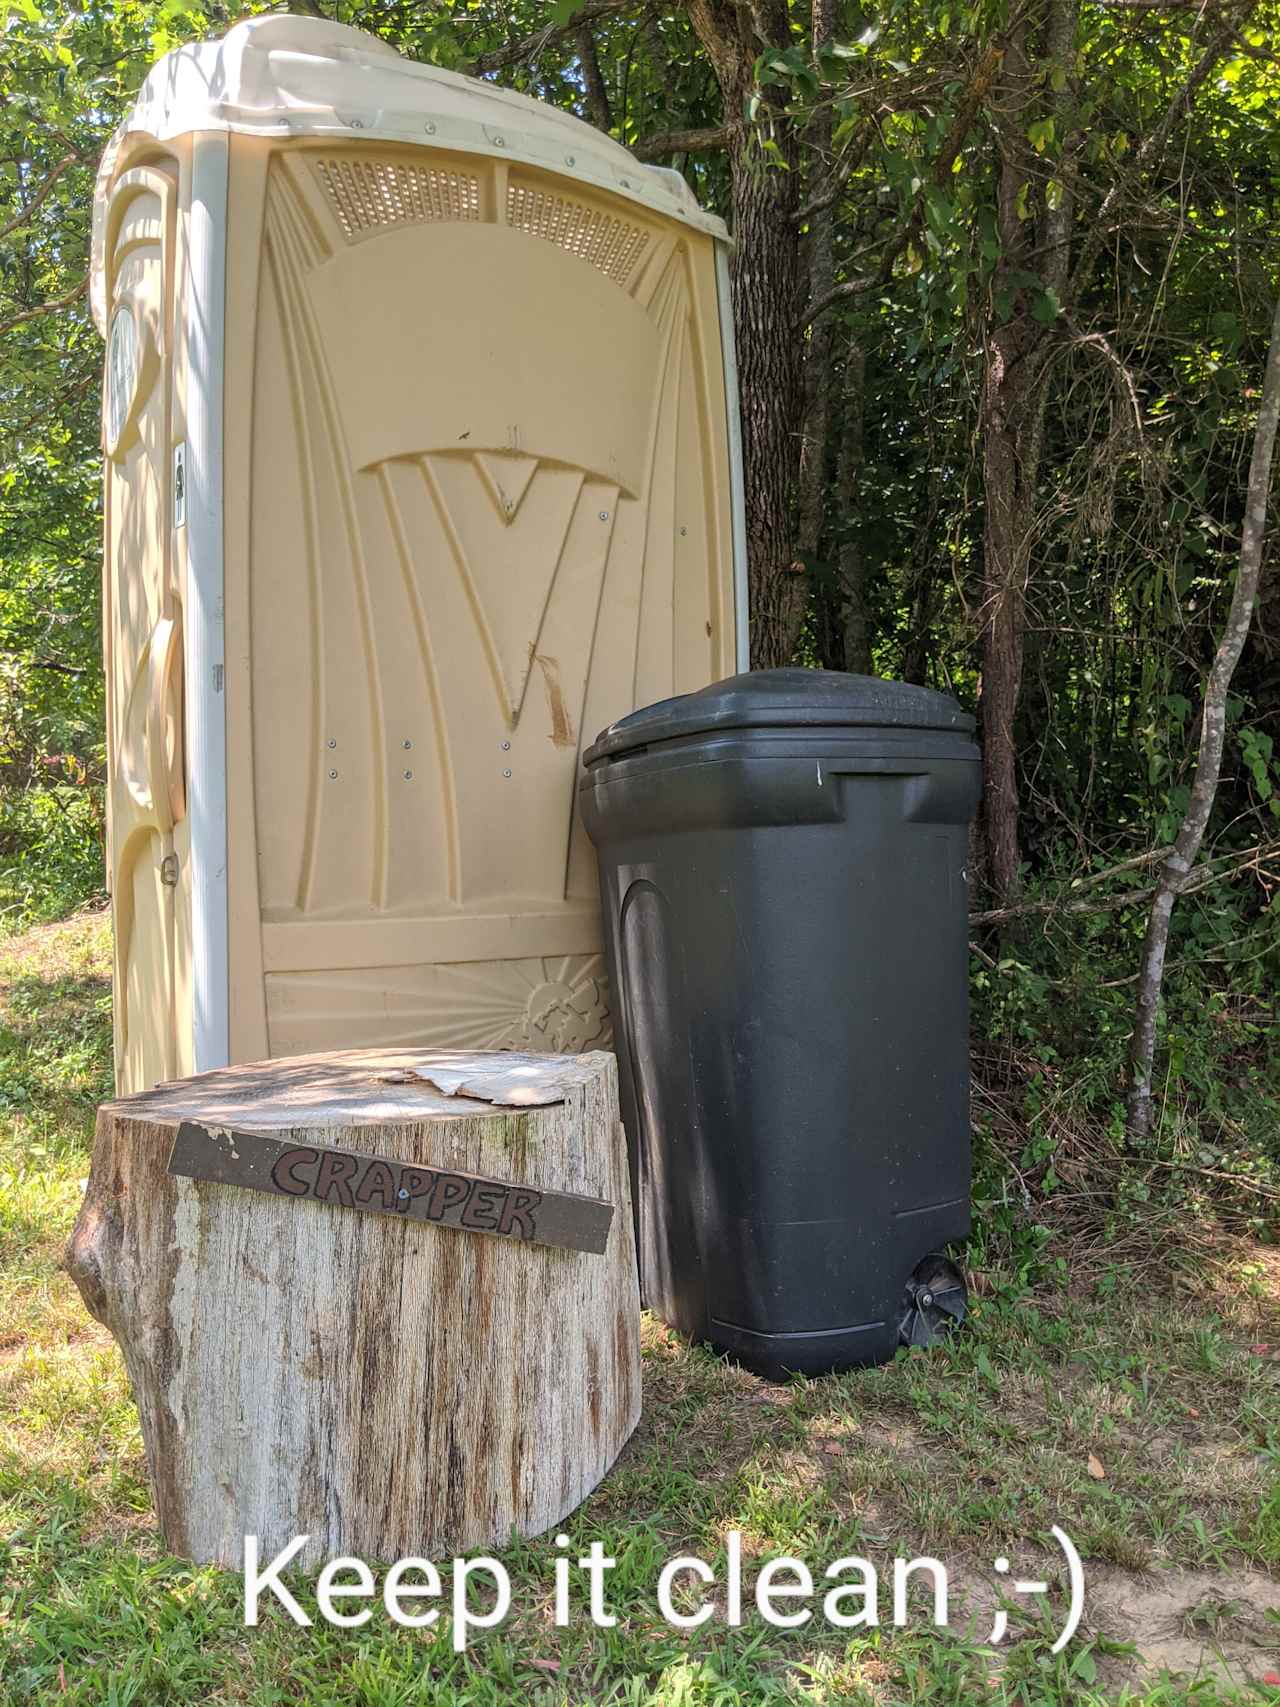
left=1, top=914, right=1278, bottom=1704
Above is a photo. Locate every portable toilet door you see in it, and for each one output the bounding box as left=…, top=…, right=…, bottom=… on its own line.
left=92, top=15, right=746, bottom=1093
left=98, top=161, right=188, bottom=1095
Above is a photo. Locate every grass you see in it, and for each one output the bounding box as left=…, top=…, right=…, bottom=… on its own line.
left=1, top=913, right=1278, bottom=1704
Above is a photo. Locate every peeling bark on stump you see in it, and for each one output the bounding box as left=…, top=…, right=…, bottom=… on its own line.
left=66, top=1048, right=640, bottom=1568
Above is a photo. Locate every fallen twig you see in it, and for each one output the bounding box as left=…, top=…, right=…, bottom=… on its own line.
left=970, top=838, right=1280, bottom=926
left=1140, top=1155, right=1280, bottom=1200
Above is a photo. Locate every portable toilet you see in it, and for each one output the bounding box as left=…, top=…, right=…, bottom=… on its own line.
left=91, top=15, right=745, bottom=1094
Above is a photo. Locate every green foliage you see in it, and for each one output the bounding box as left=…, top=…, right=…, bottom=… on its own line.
left=3, top=0, right=1280, bottom=1139
left=0, top=786, right=103, bottom=926
left=967, top=850, right=1280, bottom=1281
left=0, top=0, right=287, bottom=922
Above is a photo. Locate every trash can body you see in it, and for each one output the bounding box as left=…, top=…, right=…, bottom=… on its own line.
left=92, top=15, right=745, bottom=1094
left=580, top=670, right=981, bottom=1377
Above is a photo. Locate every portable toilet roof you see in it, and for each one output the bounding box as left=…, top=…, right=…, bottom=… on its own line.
left=91, top=12, right=729, bottom=334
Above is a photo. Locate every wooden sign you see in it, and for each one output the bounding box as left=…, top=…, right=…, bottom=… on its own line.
left=167, top=1121, right=614, bottom=1255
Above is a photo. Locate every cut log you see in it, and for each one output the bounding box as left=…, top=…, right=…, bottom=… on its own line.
left=66, top=1048, right=640, bottom=1568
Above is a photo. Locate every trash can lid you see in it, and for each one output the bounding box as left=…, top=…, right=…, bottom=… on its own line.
left=584, top=669, right=975, bottom=762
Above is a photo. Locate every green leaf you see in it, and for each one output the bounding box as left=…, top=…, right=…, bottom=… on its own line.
left=1030, top=287, right=1062, bottom=323
left=1073, top=1650, right=1098, bottom=1686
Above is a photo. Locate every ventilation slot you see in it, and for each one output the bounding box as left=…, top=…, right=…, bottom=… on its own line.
left=506, top=182, right=649, bottom=286
left=314, top=157, right=481, bottom=240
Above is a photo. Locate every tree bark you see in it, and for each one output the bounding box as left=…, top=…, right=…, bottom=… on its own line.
left=901, top=441, right=946, bottom=685
left=795, top=0, right=838, bottom=635
left=66, top=1048, right=640, bottom=1567
left=686, top=0, right=807, bottom=668
left=1126, top=287, right=1280, bottom=1143
left=729, top=117, right=807, bottom=667
left=576, top=23, right=614, bottom=132
left=837, top=344, right=871, bottom=672
left=979, top=377, right=1042, bottom=903
left=976, top=6, right=1059, bottom=907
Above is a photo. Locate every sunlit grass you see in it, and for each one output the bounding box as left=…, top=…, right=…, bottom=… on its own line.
left=0, top=913, right=1276, bottom=1704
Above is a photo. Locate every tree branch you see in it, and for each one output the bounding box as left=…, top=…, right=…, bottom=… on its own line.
left=791, top=131, right=871, bottom=224
left=969, top=838, right=1279, bottom=926
left=468, top=1, right=633, bottom=76
left=1064, top=10, right=1249, bottom=309
left=0, top=274, right=88, bottom=336
left=1063, top=327, right=1147, bottom=442
left=632, top=124, right=730, bottom=160
left=576, top=22, right=614, bottom=131
left=685, top=0, right=753, bottom=99
left=796, top=42, right=1004, bottom=330
left=1140, top=1155, right=1280, bottom=1200
left=0, top=154, right=77, bottom=245
left=971, top=883, right=1157, bottom=926
left=795, top=271, right=878, bottom=330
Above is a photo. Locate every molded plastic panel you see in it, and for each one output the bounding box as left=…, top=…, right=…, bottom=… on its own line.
left=239, top=142, right=736, bottom=1059
left=102, top=159, right=190, bottom=1093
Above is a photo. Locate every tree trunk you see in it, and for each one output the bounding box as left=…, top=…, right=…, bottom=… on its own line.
left=730, top=136, right=806, bottom=666
left=1127, top=287, right=1280, bottom=1142
left=66, top=1048, right=640, bottom=1568
left=977, top=12, right=1049, bottom=908
left=836, top=343, right=871, bottom=672
left=687, top=0, right=807, bottom=669
left=795, top=0, right=838, bottom=637
left=576, top=23, right=614, bottom=132
left=901, top=445, right=945, bottom=686
left=979, top=387, right=1035, bottom=907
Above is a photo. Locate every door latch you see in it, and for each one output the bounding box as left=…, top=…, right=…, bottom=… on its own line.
left=160, top=853, right=179, bottom=887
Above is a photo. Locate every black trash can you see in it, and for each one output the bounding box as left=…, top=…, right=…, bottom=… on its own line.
left=580, top=669, right=982, bottom=1379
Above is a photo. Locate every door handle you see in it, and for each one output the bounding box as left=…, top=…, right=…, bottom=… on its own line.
left=146, top=612, right=185, bottom=833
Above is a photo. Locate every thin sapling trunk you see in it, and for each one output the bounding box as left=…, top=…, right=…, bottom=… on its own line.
left=1127, top=285, right=1280, bottom=1142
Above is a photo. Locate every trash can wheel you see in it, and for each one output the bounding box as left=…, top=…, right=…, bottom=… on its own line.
left=897, top=1253, right=968, bottom=1349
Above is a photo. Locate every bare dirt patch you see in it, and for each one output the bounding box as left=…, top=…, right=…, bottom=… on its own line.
left=948, top=1557, right=1280, bottom=1689
left=1092, top=1564, right=1280, bottom=1687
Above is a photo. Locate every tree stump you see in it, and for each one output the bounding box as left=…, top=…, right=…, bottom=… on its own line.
left=66, top=1048, right=640, bottom=1568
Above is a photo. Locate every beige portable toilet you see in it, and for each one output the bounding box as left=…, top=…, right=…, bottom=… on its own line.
left=91, top=15, right=746, bottom=1094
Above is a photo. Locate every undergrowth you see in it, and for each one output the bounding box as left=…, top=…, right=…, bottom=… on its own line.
left=968, top=855, right=1280, bottom=1293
